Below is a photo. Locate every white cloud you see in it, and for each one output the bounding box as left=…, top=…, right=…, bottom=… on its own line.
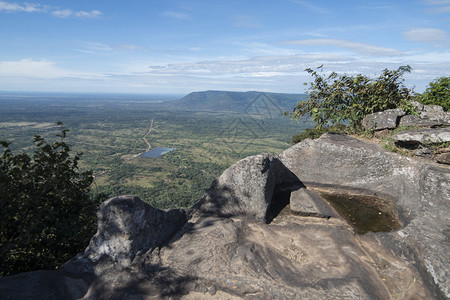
left=52, top=9, right=102, bottom=19
left=0, top=1, right=102, bottom=18
left=1, top=49, right=448, bottom=93
left=284, top=39, right=402, bottom=56
left=403, top=28, right=450, bottom=45
left=162, top=11, right=191, bottom=21
left=0, top=59, right=103, bottom=80
left=0, top=1, right=46, bottom=12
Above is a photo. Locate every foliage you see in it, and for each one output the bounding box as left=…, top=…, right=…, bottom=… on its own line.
left=286, top=65, right=415, bottom=130
left=416, top=76, right=450, bottom=111
left=0, top=124, right=102, bottom=277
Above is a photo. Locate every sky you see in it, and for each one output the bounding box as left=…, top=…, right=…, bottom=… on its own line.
left=0, top=0, right=449, bottom=94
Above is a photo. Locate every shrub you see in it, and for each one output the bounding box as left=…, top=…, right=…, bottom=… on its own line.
left=286, top=66, right=415, bottom=131
left=0, top=124, right=102, bottom=276
left=416, top=76, right=450, bottom=111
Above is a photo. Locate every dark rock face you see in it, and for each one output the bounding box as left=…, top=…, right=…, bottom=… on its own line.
left=191, top=154, right=303, bottom=223
left=279, top=133, right=450, bottom=299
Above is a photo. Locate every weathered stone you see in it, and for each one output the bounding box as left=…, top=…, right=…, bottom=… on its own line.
left=399, top=114, right=445, bottom=127
left=290, top=188, right=337, bottom=218
left=279, top=133, right=450, bottom=299
left=361, top=108, right=405, bottom=130
left=392, top=127, right=450, bottom=145
left=415, top=147, right=433, bottom=157
left=84, top=195, right=187, bottom=264
left=419, top=105, right=450, bottom=125
left=411, top=100, right=424, bottom=112
left=191, top=154, right=303, bottom=222
left=436, top=152, right=450, bottom=164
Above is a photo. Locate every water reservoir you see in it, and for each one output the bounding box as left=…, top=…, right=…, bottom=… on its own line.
left=139, top=147, right=175, bottom=158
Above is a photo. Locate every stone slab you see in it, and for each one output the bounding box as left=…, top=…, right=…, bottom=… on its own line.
left=290, top=188, right=337, bottom=218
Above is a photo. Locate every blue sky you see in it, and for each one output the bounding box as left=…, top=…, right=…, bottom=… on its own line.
left=0, top=0, right=449, bottom=94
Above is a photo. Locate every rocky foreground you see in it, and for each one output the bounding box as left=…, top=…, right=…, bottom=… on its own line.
left=1, top=134, right=449, bottom=299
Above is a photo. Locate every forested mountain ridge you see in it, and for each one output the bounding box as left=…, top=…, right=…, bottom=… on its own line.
left=167, top=90, right=306, bottom=113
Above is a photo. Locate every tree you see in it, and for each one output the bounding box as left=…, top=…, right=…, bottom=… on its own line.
left=416, top=76, right=450, bottom=111
left=0, top=124, right=102, bottom=276
left=286, top=65, right=415, bottom=130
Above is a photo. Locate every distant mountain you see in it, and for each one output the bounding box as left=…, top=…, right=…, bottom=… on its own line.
left=167, top=90, right=306, bottom=114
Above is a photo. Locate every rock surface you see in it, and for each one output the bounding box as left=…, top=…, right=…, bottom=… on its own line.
left=362, top=102, right=450, bottom=131
left=84, top=195, right=187, bottom=264
left=279, top=133, right=450, bottom=299
left=392, top=127, right=450, bottom=145
left=191, top=154, right=303, bottom=223
left=399, top=114, right=445, bottom=127
left=361, top=108, right=405, bottom=130
left=1, top=136, right=448, bottom=299
left=418, top=104, right=450, bottom=124
left=289, top=188, right=337, bottom=218
left=436, top=152, right=450, bottom=164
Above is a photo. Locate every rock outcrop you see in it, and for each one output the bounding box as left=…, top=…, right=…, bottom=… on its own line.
left=361, top=108, right=406, bottom=130
left=85, top=195, right=187, bottom=264
left=191, top=154, right=303, bottom=222
left=279, top=133, right=450, bottom=299
left=392, top=127, right=450, bottom=145
left=362, top=102, right=450, bottom=164
left=362, top=103, right=450, bottom=131
left=1, top=136, right=448, bottom=299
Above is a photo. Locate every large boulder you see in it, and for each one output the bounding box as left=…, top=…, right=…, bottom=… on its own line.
left=279, top=133, right=450, bottom=299
left=361, top=108, right=405, bottom=130
left=408, top=101, right=450, bottom=125
left=191, top=154, right=303, bottom=222
left=84, top=195, right=187, bottom=264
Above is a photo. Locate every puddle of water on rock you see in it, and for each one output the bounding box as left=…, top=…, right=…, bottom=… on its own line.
left=319, top=193, right=401, bottom=235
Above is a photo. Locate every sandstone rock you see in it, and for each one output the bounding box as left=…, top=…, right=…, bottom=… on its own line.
left=84, top=195, right=187, bottom=264
left=399, top=114, right=445, bottom=127
left=419, top=105, right=450, bottom=124
left=279, top=133, right=450, bottom=299
left=392, top=127, right=450, bottom=145
left=415, top=147, right=433, bottom=157
left=411, top=100, right=424, bottom=112
left=289, top=188, right=337, bottom=218
left=191, top=154, right=303, bottom=223
left=436, top=152, right=450, bottom=164
left=361, top=108, right=405, bottom=130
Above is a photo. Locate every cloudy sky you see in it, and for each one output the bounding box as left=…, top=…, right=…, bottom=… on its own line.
left=0, top=0, right=449, bottom=94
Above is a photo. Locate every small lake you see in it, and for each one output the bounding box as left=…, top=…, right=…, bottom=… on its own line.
left=139, top=147, right=175, bottom=158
